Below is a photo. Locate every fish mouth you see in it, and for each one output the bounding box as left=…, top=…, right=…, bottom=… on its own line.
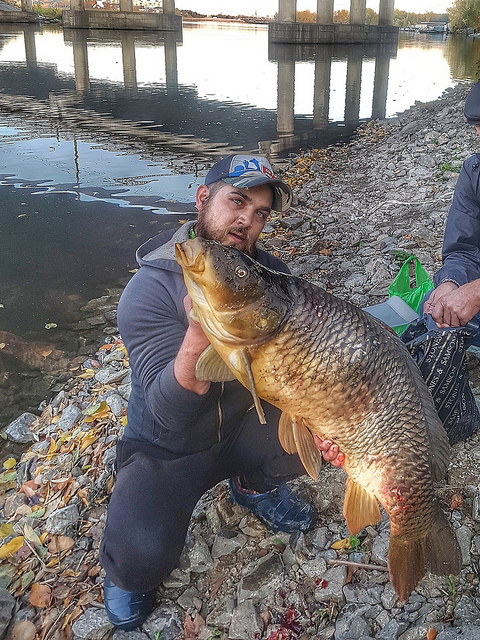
left=175, top=239, right=205, bottom=274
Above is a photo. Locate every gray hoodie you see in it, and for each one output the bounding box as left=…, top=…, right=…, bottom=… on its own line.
left=117, top=222, right=289, bottom=453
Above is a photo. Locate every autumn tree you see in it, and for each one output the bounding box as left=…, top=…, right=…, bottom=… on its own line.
left=334, top=9, right=349, bottom=23
left=296, top=9, right=316, bottom=22
left=365, top=8, right=378, bottom=24
left=448, top=0, right=480, bottom=30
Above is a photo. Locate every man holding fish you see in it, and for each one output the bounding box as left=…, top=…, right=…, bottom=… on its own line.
left=99, top=154, right=343, bottom=631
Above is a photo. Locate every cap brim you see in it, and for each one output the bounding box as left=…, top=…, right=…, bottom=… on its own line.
left=223, top=175, right=293, bottom=213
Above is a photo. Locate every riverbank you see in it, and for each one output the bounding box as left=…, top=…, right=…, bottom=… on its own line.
left=1, top=81, right=480, bottom=640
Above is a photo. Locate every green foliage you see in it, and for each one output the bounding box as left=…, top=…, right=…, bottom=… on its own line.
left=439, top=161, right=462, bottom=174
left=393, top=9, right=449, bottom=27
left=448, top=0, right=480, bottom=31
left=32, top=3, right=62, bottom=18
left=348, top=535, right=360, bottom=550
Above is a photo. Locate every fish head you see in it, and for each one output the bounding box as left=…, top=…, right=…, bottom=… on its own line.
left=175, top=237, right=290, bottom=346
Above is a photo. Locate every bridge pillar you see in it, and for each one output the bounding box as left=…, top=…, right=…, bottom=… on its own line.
left=378, top=0, right=394, bottom=26
left=21, top=0, right=32, bottom=10
left=163, top=0, right=175, bottom=14
left=119, top=0, right=133, bottom=11
left=278, top=0, right=296, bottom=22
left=121, top=33, right=137, bottom=90
left=313, top=47, right=331, bottom=128
left=277, top=59, right=295, bottom=135
left=316, top=0, right=334, bottom=24
left=73, top=38, right=90, bottom=91
left=69, top=0, right=84, bottom=11
left=345, top=52, right=362, bottom=122
left=350, top=0, right=366, bottom=24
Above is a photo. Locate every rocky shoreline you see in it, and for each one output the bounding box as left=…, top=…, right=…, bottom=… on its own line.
left=1, top=81, right=480, bottom=640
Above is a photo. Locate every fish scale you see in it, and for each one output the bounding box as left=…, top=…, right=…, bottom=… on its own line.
left=175, top=237, right=461, bottom=601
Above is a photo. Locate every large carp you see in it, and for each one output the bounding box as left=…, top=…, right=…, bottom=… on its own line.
left=175, top=237, right=461, bottom=601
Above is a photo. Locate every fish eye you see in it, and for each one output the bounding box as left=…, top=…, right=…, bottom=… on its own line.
left=235, top=266, right=249, bottom=278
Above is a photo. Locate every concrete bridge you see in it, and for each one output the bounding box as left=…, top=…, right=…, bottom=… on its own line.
left=62, top=0, right=181, bottom=30
left=0, top=0, right=38, bottom=22
left=271, top=0, right=397, bottom=43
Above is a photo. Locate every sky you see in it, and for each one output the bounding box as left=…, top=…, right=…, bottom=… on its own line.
left=175, top=1, right=451, bottom=17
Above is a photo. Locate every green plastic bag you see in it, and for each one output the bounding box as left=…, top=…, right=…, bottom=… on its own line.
left=388, top=256, right=434, bottom=335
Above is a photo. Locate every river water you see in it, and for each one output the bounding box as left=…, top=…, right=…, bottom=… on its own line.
left=0, top=21, right=479, bottom=430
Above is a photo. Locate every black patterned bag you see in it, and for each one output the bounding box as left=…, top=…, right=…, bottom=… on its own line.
left=401, top=314, right=480, bottom=445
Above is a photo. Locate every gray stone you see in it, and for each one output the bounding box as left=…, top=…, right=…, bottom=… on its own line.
left=0, top=587, right=15, bottom=638
left=456, top=525, right=472, bottom=565
left=187, top=537, right=213, bottom=573
left=71, top=607, right=112, bottom=639
left=333, top=603, right=372, bottom=639
left=229, top=600, right=262, bottom=640
left=57, top=404, right=82, bottom=431
left=300, top=556, right=327, bottom=578
left=314, top=565, right=347, bottom=603
left=238, top=553, right=284, bottom=603
left=453, top=595, right=480, bottom=626
left=45, top=503, right=80, bottom=535
left=142, top=602, right=183, bottom=640
left=5, top=412, right=36, bottom=443
left=104, top=393, right=127, bottom=416
left=437, top=627, right=480, bottom=640
left=211, top=530, right=247, bottom=559
left=377, top=618, right=408, bottom=640
left=94, top=367, right=129, bottom=384
left=381, top=583, right=400, bottom=610
left=343, top=584, right=383, bottom=605
left=371, top=530, right=389, bottom=566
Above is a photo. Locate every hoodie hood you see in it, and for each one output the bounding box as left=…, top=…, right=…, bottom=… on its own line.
left=136, top=221, right=196, bottom=272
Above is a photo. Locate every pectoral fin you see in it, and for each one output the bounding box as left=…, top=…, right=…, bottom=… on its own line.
left=228, top=349, right=266, bottom=424
left=343, top=477, right=381, bottom=535
left=279, top=413, right=322, bottom=481
left=195, top=345, right=236, bottom=382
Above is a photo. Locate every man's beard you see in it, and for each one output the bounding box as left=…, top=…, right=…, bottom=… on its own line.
left=195, top=214, right=256, bottom=256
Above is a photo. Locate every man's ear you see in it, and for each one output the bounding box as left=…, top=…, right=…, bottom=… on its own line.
left=196, top=185, right=209, bottom=211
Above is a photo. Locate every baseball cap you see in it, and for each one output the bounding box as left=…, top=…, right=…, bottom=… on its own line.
left=464, top=80, right=480, bottom=124
left=204, top=154, right=293, bottom=213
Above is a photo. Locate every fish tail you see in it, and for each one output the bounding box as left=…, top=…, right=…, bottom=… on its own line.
left=389, top=502, right=461, bottom=602
left=388, top=536, right=426, bottom=603
left=425, top=501, right=462, bottom=577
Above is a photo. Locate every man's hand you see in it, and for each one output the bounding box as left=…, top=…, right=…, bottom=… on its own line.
left=173, top=295, right=211, bottom=394
left=313, top=436, right=345, bottom=467
left=424, top=280, right=480, bottom=328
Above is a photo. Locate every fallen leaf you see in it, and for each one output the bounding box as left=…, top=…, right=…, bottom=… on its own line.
left=9, top=620, right=36, bottom=640
left=29, top=582, right=52, bottom=608
left=331, top=537, right=352, bottom=550
left=0, top=536, right=25, bottom=559
left=426, top=629, right=438, bottom=640
left=48, top=536, right=75, bottom=554
left=44, top=323, right=58, bottom=330
left=449, top=493, right=463, bottom=510
left=3, top=458, right=16, bottom=470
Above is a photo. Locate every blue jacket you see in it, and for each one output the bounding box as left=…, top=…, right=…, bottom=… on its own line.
left=117, top=222, right=289, bottom=453
left=434, top=154, right=480, bottom=287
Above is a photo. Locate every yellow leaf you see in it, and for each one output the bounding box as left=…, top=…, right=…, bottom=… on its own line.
left=78, top=370, right=95, bottom=379
left=23, top=524, right=42, bottom=547
left=44, top=323, right=57, bottom=330
left=3, top=458, right=16, bottom=470
left=331, top=537, right=352, bottom=550
left=0, top=536, right=25, bottom=559
left=0, top=523, right=14, bottom=539
left=0, top=343, right=5, bottom=349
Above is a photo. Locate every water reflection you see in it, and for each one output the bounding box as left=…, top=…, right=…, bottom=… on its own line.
left=1, top=25, right=478, bottom=162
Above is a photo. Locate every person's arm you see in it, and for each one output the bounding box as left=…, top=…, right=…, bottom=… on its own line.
left=117, top=266, right=216, bottom=432
left=434, top=158, right=480, bottom=288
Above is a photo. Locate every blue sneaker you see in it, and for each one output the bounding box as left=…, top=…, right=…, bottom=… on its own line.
left=104, top=577, right=155, bottom=631
left=229, top=477, right=315, bottom=533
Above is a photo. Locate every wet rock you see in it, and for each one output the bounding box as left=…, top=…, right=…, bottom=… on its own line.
left=57, top=404, right=82, bottom=431
left=5, top=412, right=36, bottom=443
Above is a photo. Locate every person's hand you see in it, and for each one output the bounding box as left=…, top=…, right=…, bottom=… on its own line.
left=424, top=280, right=480, bottom=328
left=183, top=295, right=210, bottom=348
left=313, top=436, right=345, bottom=467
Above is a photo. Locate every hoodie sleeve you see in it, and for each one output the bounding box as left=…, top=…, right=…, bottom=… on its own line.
left=434, top=156, right=480, bottom=287
left=117, top=265, right=218, bottom=433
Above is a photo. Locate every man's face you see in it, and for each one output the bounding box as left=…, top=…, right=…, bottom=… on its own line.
left=194, top=182, right=273, bottom=255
